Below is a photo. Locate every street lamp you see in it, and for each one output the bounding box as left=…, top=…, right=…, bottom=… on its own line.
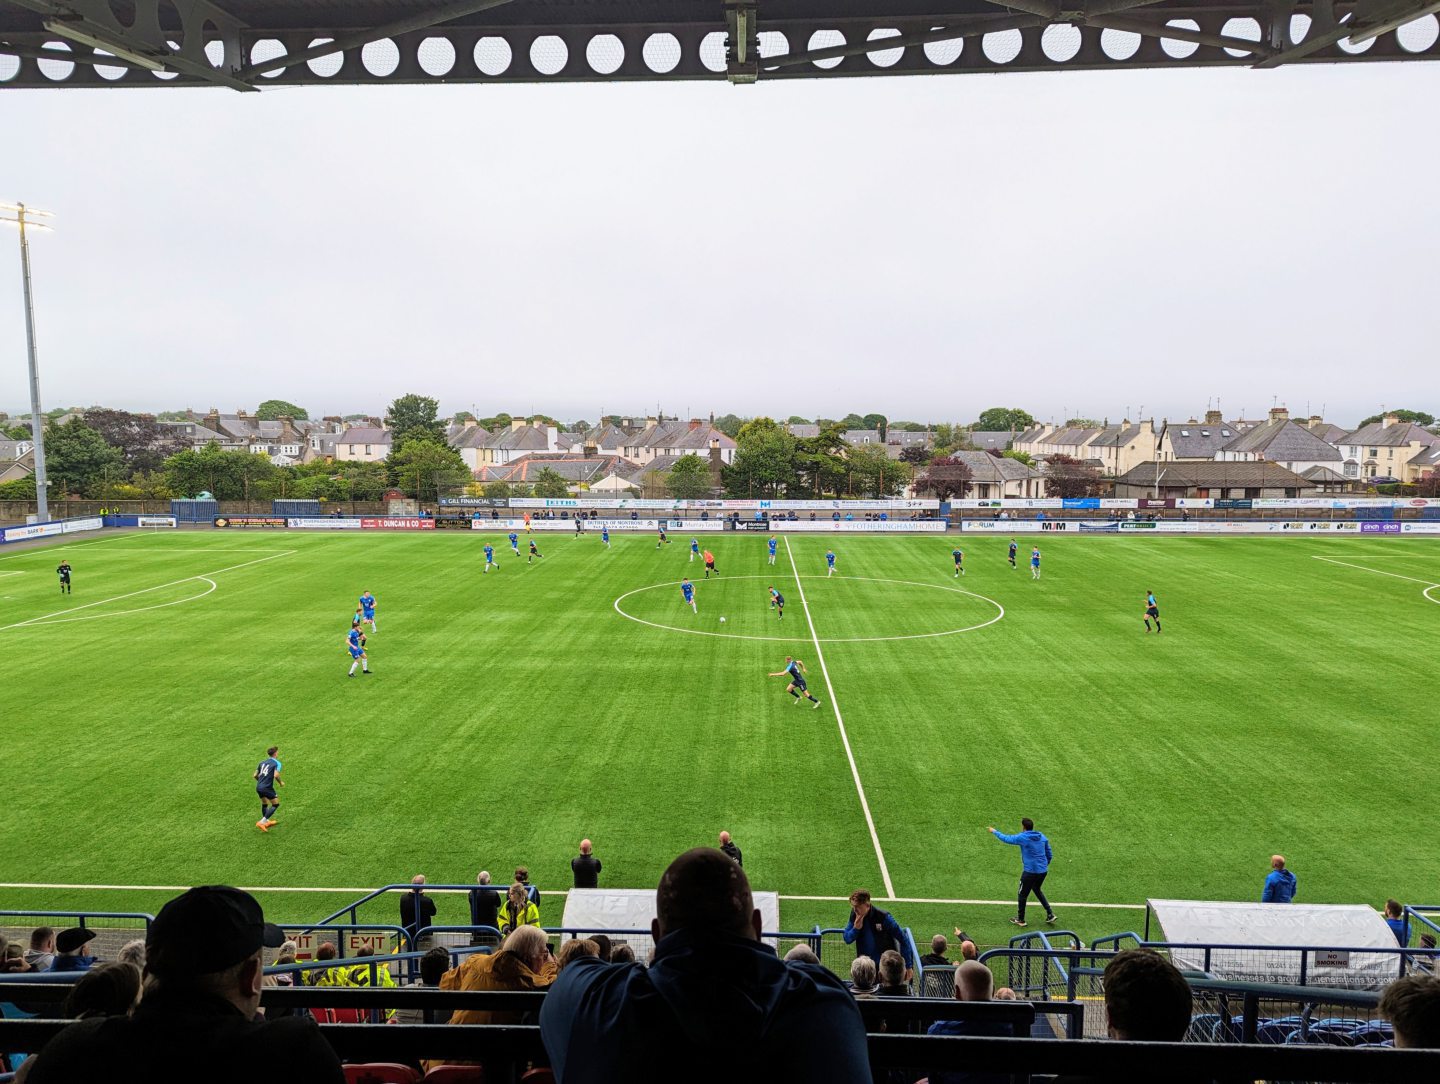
left=1, top=201, right=55, bottom=523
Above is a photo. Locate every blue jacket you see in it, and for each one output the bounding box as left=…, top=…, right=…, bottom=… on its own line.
left=993, top=829, right=1052, bottom=873
left=540, top=928, right=869, bottom=1084
left=1262, top=869, right=1297, bottom=903
left=842, top=906, right=914, bottom=969
left=1385, top=916, right=1407, bottom=945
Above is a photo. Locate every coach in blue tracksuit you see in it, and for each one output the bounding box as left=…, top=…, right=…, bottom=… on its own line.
left=1262, top=855, right=1297, bottom=903
left=989, top=818, right=1056, bottom=928
left=842, top=890, right=914, bottom=981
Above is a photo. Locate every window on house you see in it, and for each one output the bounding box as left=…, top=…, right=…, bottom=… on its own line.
left=365, top=445, right=372, bottom=455
left=1369, top=448, right=1379, bottom=457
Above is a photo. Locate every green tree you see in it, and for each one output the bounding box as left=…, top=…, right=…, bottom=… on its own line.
left=900, top=445, right=931, bottom=466
left=82, top=408, right=188, bottom=474
left=452, top=411, right=476, bottom=424
left=794, top=424, right=848, bottom=496
left=975, top=407, right=1036, bottom=432
left=712, top=413, right=744, bottom=439
left=840, top=413, right=866, bottom=429
left=386, top=437, right=468, bottom=501
left=1065, top=417, right=1102, bottom=428
left=483, top=480, right=514, bottom=500
left=787, top=415, right=811, bottom=425
left=862, top=413, right=888, bottom=440
left=339, top=461, right=389, bottom=501
left=723, top=417, right=798, bottom=498
left=1003, top=449, right=1035, bottom=466
left=385, top=394, right=446, bottom=450
left=664, top=454, right=714, bottom=499
left=3, top=423, right=31, bottom=440
left=531, top=468, right=572, bottom=499
left=1358, top=408, right=1435, bottom=427
left=256, top=399, right=309, bottom=420
left=0, top=476, right=36, bottom=499
left=163, top=442, right=247, bottom=499
left=846, top=443, right=904, bottom=497
left=1044, top=454, right=1104, bottom=498
left=45, top=418, right=124, bottom=497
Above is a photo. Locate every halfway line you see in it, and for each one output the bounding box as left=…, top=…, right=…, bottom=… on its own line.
left=784, top=536, right=896, bottom=899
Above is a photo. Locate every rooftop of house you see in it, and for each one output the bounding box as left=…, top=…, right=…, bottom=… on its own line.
left=1342, top=419, right=1440, bottom=448
left=1221, top=418, right=1342, bottom=462
left=1118, top=461, right=1310, bottom=487
left=337, top=427, right=392, bottom=445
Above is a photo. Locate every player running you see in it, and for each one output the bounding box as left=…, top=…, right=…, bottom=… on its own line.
left=1030, top=547, right=1042, bottom=580
left=825, top=549, right=837, bottom=577
left=690, top=538, right=700, bottom=562
left=574, top=518, right=584, bottom=537
left=508, top=531, right=521, bottom=556
left=56, top=560, right=73, bottom=595
left=768, top=656, right=822, bottom=709
left=359, top=590, right=377, bottom=632
left=768, top=586, right=784, bottom=619
left=767, top=536, right=777, bottom=565
left=681, top=577, right=697, bottom=614
left=601, top=525, right=611, bottom=548
left=1008, top=539, right=1018, bottom=569
left=346, top=626, right=370, bottom=677
left=703, top=549, right=718, bottom=578
left=952, top=548, right=965, bottom=578
left=483, top=542, right=496, bottom=573
left=1144, top=591, right=1162, bottom=634
left=657, top=527, right=669, bottom=549
left=254, top=745, right=284, bottom=832
left=528, top=539, right=544, bottom=564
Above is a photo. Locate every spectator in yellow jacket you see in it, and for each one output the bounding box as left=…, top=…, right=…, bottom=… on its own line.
left=497, top=883, right=541, bottom=935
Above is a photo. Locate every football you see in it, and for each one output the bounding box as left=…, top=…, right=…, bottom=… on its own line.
left=719, top=616, right=727, bottom=623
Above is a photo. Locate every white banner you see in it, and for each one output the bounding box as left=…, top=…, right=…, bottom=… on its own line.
left=771, top=520, right=948, bottom=533
left=61, top=516, right=104, bottom=534
left=506, top=497, right=939, bottom=511
left=2, top=517, right=104, bottom=543
left=136, top=516, right=178, bottom=528
left=286, top=518, right=362, bottom=530
left=961, top=519, right=1440, bottom=535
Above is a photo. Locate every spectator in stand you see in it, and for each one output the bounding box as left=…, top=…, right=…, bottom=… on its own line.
left=589, top=933, right=613, bottom=962
left=610, top=943, right=636, bottom=965
left=960, top=940, right=979, bottom=962
left=469, top=870, right=501, bottom=943
left=1096, top=949, right=1192, bottom=1043
left=49, top=928, right=98, bottom=972
left=264, top=941, right=301, bottom=1020
left=63, top=962, right=142, bottom=1019
left=307, top=942, right=398, bottom=1020
left=1385, top=899, right=1408, bottom=945
left=497, top=882, right=541, bottom=935
left=877, top=950, right=910, bottom=996
left=515, top=866, right=539, bottom=908
left=2, top=941, right=32, bottom=973
left=987, top=818, right=1056, bottom=927
left=24, top=885, right=343, bottom=1084
left=994, top=987, right=1018, bottom=1000
left=440, top=924, right=556, bottom=1027
left=117, top=940, right=146, bottom=969
left=1418, top=935, right=1438, bottom=974
left=850, top=956, right=878, bottom=998
left=922, top=935, right=950, bottom=967
left=1262, top=855, right=1297, bottom=903
left=572, top=839, right=602, bottom=889
left=556, top=939, right=600, bottom=973
left=391, top=947, right=452, bottom=1025
left=843, top=890, right=914, bottom=981
left=303, top=942, right=341, bottom=986
left=784, top=944, right=820, bottom=965
left=25, top=927, right=56, bottom=971
left=1380, top=973, right=1440, bottom=1047
left=718, top=830, right=743, bottom=866
left=540, top=847, right=869, bottom=1084
left=400, top=875, right=438, bottom=946
left=926, top=958, right=1016, bottom=1084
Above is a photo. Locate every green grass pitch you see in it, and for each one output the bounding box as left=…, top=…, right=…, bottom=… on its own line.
left=2, top=528, right=1437, bottom=949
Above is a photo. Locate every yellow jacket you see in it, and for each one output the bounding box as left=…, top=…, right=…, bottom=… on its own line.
left=496, top=900, right=541, bottom=935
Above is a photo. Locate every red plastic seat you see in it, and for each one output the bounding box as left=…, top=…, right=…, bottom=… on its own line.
left=344, top=1065, right=421, bottom=1084
left=422, top=1067, right=487, bottom=1083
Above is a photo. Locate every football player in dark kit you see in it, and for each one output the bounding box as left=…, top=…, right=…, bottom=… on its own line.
left=57, top=560, right=72, bottom=594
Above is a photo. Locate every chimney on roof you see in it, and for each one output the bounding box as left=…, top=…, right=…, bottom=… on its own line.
left=205, top=409, right=220, bottom=429
left=1269, top=406, right=1289, bottom=422
left=689, top=418, right=701, bottom=431
left=462, top=417, right=476, bottom=428
left=646, top=416, right=657, bottom=428
left=1205, top=409, right=1223, bottom=425
left=1308, top=415, right=1323, bottom=428
left=237, top=409, right=248, bottom=418
left=511, top=418, right=526, bottom=432
left=1383, top=413, right=1399, bottom=428
left=709, top=438, right=724, bottom=484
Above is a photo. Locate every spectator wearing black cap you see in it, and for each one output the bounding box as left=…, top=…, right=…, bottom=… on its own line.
left=49, top=928, right=98, bottom=973
left=24, top=885, right=344, bottom=1084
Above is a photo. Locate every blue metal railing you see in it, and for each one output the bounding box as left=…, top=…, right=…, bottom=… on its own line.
left=313, top=883, right=538, bottom=929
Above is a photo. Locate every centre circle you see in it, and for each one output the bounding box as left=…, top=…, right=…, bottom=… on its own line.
left=612, top=574, right=1004, bottom=643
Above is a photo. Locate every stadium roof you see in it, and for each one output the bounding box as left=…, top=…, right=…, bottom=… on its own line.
left=3, top=0, right=1438, bottom=90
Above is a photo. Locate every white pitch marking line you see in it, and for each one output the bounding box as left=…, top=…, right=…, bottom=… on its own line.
left=0, top=881, right=1146, bottom=909
left=0, top=532, right=141, bottom=562
left=1310, top=555, right=1440, bottom=587
left=26, top=577, right=218, bottom=626
left=0, top=571, right=25, bottom=578
left=784, top=536, right=896, bottom=900
left=0, top=550, right=295, bottom=631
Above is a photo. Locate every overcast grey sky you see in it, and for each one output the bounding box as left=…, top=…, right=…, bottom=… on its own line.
left=3, top=61, right=1439, bottom=427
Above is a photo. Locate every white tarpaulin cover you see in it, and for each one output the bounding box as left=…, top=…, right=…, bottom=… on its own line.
left=1147, top=900, right=1402, bottom=989
left=563, top=889, right=781, bottom=936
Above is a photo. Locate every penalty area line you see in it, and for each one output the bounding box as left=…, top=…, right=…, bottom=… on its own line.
left=784, top=535, right=896, bottom=900
left=1310, top=555, right=1440, bottom=587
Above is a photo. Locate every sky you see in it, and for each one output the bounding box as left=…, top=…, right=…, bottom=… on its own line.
left=3, top=57, right=1439, bottom=429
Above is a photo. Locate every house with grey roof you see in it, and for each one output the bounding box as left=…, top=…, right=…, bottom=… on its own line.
left=1336, top=414, right=1439, bottom=481
left=1115, top=461, right=1312, bottom=499
left=335, top=427, right=393, bottom=463
left=1408, top=443, right=1440, bottom=483
left=920, top=450, right=1044, bottom=500
left=620, top=418, right=737, bottom=466
left=1216, top=408, right=1343, bottom=476
left=0, top=441, right=35, bottom=485
left=474, top=453, right=638, bottom=493
left=964, top=430, right=1014, bottom=452
left=1158, top=411, right=1253, bottom=461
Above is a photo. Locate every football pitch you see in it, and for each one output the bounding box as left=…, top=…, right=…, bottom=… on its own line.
left=3, top=528, right=1437, bottom=948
